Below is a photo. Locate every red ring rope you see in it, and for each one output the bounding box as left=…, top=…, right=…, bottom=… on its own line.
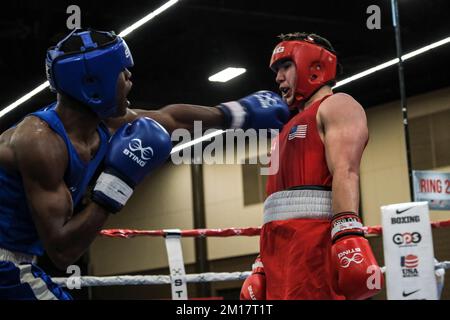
left=100, top=219, right=450, bottom=239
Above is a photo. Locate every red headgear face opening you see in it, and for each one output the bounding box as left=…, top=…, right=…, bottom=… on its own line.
left=270, top=39, right=337, bottom=109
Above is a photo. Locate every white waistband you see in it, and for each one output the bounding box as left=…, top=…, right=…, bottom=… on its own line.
left=263, top=189, right=333, bottom=224
left=0, top=248, right=37, bottom=264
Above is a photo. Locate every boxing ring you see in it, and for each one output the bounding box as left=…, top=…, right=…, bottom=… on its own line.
left=52, top=219, right=450, bottom=299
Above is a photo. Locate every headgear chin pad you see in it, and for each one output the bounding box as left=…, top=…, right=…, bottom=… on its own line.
left=269, top=38, right=337, bottom=108
left=46, top=28, right=134, bottom=119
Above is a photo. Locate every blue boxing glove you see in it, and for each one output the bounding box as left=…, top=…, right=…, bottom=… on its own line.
left=218, top=91, right=289, bottom=130
left=92, top=117, right=172, bottom=213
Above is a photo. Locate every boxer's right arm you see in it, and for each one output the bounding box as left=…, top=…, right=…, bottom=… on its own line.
left=13, top=118, right=109, bottom=270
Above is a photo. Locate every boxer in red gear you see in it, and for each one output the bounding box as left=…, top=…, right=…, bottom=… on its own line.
left=256, top=32, right=383, bottom=300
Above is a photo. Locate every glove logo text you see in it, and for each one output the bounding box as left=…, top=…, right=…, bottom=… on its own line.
left=248, top=285, right=257, bottom=300
left=123, top=138, right=154, bottom=167
left=338, top=248, right=364, bottom=268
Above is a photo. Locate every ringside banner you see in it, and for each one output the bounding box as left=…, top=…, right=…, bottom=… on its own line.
left=413, top=170, right=450, bottom=210
left=381, top=202, right=437, bottom=300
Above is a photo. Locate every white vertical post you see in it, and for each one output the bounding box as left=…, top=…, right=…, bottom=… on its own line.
left=164, top=229, right=188, bottom=300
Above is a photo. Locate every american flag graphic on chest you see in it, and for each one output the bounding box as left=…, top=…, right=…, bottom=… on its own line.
left=288, top=124, right=308, bottom=140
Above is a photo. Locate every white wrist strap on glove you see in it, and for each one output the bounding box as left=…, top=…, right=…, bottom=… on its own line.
left=252, top=260, right=264, bottom=271
left=331, top=220, right=364, bottom=239
left=94, top=172, right=133, bottom=206
left=331, top=213, right=364, bottom=240
left=221, top=101, right=246, bottom=129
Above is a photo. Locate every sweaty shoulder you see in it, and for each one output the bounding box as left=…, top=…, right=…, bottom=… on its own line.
left=11, top=116, right=68, bottom=186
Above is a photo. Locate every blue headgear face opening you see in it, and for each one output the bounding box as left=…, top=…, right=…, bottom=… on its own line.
left=45, top=29, right=134, bottom=119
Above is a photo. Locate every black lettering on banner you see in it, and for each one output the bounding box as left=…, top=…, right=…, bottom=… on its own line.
left=174, top=279, right=183, bottom=286
left=391, top=216, right=420, bottom=224
left=411, top=232, right=421, bottom=243
left=393, top=233, right=403, bottom=245
left=393, top=232, right=421, bottom=245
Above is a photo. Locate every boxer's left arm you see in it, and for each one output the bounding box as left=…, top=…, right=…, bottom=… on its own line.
left=319, top=93, right=382, bottom=300
left=318, top=93, right=368, bottom=214
left=105, top=105, right=225, bottom=134
left=105, top=91, right=289, bottom=134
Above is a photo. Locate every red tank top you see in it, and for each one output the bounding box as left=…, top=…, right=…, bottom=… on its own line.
left=266, top=95, right=333, bottom=196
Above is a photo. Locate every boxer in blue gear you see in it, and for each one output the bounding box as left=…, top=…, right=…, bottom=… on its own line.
left=0, top=28, right=289, bottom=300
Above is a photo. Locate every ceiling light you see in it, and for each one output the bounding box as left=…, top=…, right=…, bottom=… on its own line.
left=208, top=67, right=246, bottom=83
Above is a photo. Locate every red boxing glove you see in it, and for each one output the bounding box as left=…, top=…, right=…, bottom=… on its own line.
left=240, top=255, right=266, bottom=300
left=331, top=212, right=384, bottom=300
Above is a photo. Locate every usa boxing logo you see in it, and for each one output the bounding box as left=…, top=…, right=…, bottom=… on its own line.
left=400, top=254, right=419, bottom=278
left=338, top=248, right=364, bottom=268
left=123, top=138, right=154, bottom=167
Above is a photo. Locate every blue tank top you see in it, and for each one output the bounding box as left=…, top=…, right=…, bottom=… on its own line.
left=0, top=103, right=110, bottom=256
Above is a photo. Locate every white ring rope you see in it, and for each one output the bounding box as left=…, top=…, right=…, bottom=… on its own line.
left=53, top=262, right=449, bottom=288
left=436, top=261, right=450, bottom=270
left=53, top=271, right=252, bottom=288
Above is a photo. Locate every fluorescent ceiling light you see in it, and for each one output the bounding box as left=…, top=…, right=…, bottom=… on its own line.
left=334, top=36, right=450, bottom=88
left=334, top=58, right=398, bottom=88
left=208, top=67, right=246, bottom=83
left=402, top=36, right=450, bottom=60
left=0, top=81, right=49, bottom=118
left=119, top=0, right=179, bottom=38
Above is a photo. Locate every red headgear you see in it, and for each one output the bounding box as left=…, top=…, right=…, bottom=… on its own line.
left=269, top=38, right=337, bottom=108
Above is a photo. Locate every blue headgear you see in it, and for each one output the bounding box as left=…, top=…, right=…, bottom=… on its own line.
left=46, top=29, right=134, bottom=119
